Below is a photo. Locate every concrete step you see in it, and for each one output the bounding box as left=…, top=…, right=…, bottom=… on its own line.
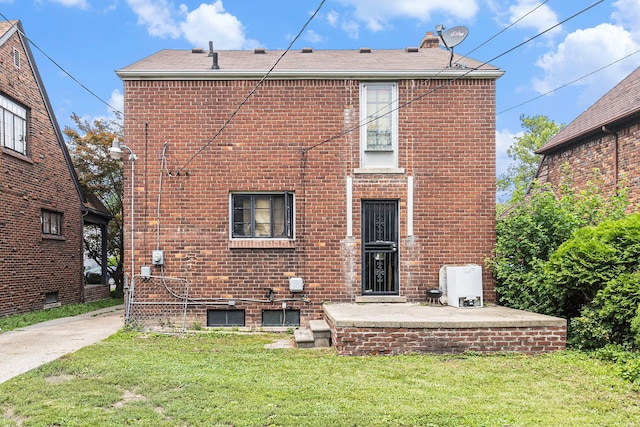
left=309, top=319, right=331, bottom=348
left=294, top=328, right=315, bottom=348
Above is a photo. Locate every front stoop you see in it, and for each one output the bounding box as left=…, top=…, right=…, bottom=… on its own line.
left=295, top=319, right=332, bottom=348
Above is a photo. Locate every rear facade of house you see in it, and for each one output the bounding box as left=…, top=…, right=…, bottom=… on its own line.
left=118, top=34, right=503, bottom=329
left=0, top=21, right=85, bottom=317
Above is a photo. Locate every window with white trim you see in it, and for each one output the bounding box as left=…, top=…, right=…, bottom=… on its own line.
left=231, top=192, right=294, bottom=239
left=0, top=94, right=27, bottom=155
left=360, top=82, right=398, bottom=168
left=42, top=210, right=63, bottom=236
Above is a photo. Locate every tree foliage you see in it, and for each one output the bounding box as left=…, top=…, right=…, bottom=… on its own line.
left=490, top=166, right=628, bottom=314
left=65, top=113, right=124, bottom=296
left=497, top=114, right=563, bottom=205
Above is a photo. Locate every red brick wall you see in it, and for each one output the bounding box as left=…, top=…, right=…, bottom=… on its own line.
left=0, top=30, right=83, bottom=317
left=329, top=324, right=566, bottom=355
left=122, top=75, right=497, bottom=328
left=538, top=122, right=640, bottom=210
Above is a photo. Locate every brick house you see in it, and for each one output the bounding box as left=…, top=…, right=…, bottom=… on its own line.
left=535, top=66, right=640, bottom=207
left=117, top=33, right=504, bottom=330
left=0, top=20, right=110, bottom=317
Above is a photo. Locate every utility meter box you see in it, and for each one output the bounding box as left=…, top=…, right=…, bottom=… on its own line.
left=443, top=264, right=483, bottom=308
left=152, top=250, right=164, bottom=266
left=289, top=277, right=304, bottom=293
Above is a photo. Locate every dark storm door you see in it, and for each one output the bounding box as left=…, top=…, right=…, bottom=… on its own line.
left=362, top=200, right=399, bottom=295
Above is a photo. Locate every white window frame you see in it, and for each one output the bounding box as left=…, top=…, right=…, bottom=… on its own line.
left=360, top=82, right=398, bottom=169
left=0, top=94, right=27, bottom=155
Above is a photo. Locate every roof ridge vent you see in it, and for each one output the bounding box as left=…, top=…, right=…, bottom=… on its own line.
left=301, top=47, right=313, bottom=53
left=254, top=47, right=266, bottom=54
left=359, top=47, right=371, bottom=53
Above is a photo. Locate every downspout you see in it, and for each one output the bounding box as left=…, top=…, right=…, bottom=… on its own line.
left=602, top=126, right=619, bottom=192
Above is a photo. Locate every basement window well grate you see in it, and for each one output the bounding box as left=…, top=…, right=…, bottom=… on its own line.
left=207, top=309, right=245, bottom=327
left=262, top=309, right=300, bottom=327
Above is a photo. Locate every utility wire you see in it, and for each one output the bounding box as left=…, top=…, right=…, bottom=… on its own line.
left=0, top=13, right=123, bottom=117
left=458, top=0, right=551, bottom=63
left=498, top=47, right=640, bottom=115
left=177, top=0, right=326, bottom=173
left=300, top=0, right=604, bottom=154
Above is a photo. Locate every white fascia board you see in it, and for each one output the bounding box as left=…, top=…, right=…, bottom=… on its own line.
left=116, top=69, right=505, bottom=81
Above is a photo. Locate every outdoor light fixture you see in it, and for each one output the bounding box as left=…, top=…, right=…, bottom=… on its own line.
left=109, top=138, right=137, bottom=279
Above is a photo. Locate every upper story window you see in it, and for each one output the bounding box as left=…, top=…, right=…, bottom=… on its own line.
left=42, top=210, right=63, bottom=236
left=231, top=192, right=294, bottom=239
left=360, top=82, right=398, bottom=169
left=0, top=94, right=27, bottom=155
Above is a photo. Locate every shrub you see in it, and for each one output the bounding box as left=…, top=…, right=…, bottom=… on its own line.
left=545, top=215, right=640, bottom=322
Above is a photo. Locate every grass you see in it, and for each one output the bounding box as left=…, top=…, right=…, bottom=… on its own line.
left=1, top=331, right=639, bottom=426
left=0, top=298, right=122, bottom=334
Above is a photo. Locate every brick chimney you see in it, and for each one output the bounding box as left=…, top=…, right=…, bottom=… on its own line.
left=420, top=31, right=440, bottom=49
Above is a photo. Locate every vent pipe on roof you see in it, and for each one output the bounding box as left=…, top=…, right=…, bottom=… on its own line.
left=208, top=41, right=219, bottom=69
left=359, top=47, right=371, bottom=53
left=301, top=47, right=313, bottom=53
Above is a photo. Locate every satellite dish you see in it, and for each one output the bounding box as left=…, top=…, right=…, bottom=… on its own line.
left=436, top=25, right=470, bottom=68
left=440, top=26, right=469, bottom=49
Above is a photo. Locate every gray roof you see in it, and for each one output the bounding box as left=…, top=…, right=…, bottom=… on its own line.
left=538, top=66, right=640, bottom=154
left=117, top=47, right=503, bottom=80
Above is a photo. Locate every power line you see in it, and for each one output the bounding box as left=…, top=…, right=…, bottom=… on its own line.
left=458, top=0, right=551, bottom=63
left=498, top=48, right=640, bottom=115
left=176, top=0, right=327, bottom=173
left=0, top=14, right=123, bottom=117
left=301, top=0, right=605, bottom=154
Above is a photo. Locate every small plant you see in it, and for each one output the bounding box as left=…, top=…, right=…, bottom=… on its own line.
left=192, top=321, right=203, bottom=331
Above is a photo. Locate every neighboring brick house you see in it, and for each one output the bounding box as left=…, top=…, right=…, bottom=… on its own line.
left=535, top=66, right=640, bottom=207
left=116, top=33, right=503, bottom=329
left=0, top=20, right=110, bottom=317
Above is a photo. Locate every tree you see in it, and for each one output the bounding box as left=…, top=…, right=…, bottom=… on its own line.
left=497, top=115, right=563, bottom=205
left=65, top=114, right=125, bottom=297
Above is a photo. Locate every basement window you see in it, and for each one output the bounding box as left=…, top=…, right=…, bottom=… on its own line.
left=207, top=309, right=245, bottom=327
left=262, top=309, right=300, bottom=327
left=231, top=192, right=294, bottom=239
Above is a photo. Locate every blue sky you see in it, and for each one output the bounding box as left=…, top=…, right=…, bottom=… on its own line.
left=2, top=0, right=640, bottom=177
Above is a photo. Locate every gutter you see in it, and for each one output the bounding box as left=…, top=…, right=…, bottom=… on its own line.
left=116, top=69, right=505, bottom=81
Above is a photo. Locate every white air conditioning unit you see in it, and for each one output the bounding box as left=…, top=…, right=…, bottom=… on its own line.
left=440, top=264, right=483, bottom=308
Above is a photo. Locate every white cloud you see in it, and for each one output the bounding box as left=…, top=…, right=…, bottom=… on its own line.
left=342, top=20, right=360, bottom=39
left=50, top=0, right=88, bottom=8
left=495, top=128, right=520, bottom=178
left=303, top=30, right=325, bottom=44
left=109, top=89, right=124, bottom=117
left=612, top=0, right=640, bottom=35
left=126, top=0, right=252, bottom=48
left=337, top=0, right=479, bottom=33
left=507, top=0, right=560, bottom=36
left=180, top=2, right=250, bottom=49
left=126, top=0, right=181, bottom=38
left=326, top=10, right=339, bottom=27
left=533, top=23, right=640, bottom=102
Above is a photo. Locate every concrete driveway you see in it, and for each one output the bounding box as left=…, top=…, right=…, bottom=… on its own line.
left=0, top=305, right=124, bottom=384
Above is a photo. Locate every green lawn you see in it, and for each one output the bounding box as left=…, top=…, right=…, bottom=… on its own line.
left=1, top=331, right=639, bottom=426
left=0, top=298, right=122, bottom=334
